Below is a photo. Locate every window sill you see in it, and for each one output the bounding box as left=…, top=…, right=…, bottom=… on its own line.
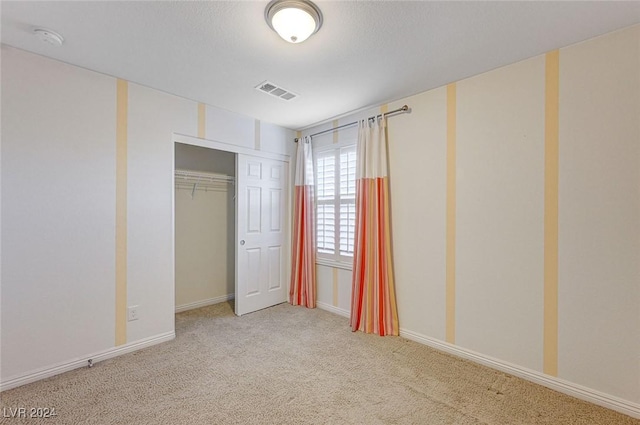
left=316, top=258, right=353, bottom=271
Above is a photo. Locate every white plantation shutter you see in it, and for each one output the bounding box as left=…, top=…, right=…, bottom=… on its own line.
left=317, top=204, right=335, bottom=253
left=315, top=144, right=357, bottom=264
left=339, top=203, right=355, bottom=256
left=316, top=152, right=336, bottom=254
left=316, top=155, right=335, bottom=201
left=339, top=147, right=356, bottom=198
left=339, top=146, right=356, bottom=257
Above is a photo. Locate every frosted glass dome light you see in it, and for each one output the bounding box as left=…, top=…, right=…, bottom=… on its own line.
left=266, top=0, right=323, bottom=44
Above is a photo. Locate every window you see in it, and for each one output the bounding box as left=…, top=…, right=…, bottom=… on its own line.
left=315, top=145, right=356, bottom=267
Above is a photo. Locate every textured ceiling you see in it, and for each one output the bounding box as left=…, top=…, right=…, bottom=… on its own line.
left=2, top=1, right=639, bottom=130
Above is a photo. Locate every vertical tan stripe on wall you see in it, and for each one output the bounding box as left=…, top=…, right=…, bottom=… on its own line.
left=198, top=103, right=206, bottom=139
left=544, top=50, right=560, bottom=376
left=445, top=83, right=457, bottom=344
left=332, top=120, right=339, bottom=144
left=332, top=268, right=339, bottom=307
left=380, top=104, right=389, bottom=114
left=115, top=79, right=128, bottom=346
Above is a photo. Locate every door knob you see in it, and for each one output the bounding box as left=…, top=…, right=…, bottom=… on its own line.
left=240, top=240, right=245, bottom=245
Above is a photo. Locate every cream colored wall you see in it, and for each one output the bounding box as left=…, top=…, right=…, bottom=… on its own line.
left=126, top=83, right=198, bottom=343
left=389, top=88, right=448, bottom=342
left=1, top=46, right=293, bottom=388
left=174, top=144, right=235, bottom=309
left=175, top=189, right=233, bottom=307
left=317, top=265, right=351, bottom=315
left=557, top=26, right=640, bottom=403
left=306, top=25, right=640, bottom=407
left=204, top=105, right=255, bottom=150
left=455, top=55, right=545, bottom=372
left=2, top=45, right=117, bottom=380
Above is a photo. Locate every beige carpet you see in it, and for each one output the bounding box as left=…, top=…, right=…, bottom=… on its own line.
left=0, top=303, right=636, bottom=424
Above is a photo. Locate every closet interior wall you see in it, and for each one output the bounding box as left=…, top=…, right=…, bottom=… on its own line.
left=174, top=143, right=236, bottom=312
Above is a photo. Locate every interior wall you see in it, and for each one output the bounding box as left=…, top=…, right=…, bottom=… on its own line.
left=175, top=144, right=236, bottom=310
left=455, top=55, right=545, bottom=372
left=126, top=83, right=197, bottom=343
left=556, top=26, right=639, bottom=403
left=305, top=24, right=640, bottom=407
left=1, top=45, right=294, bottom=388
left=1, top=45, right=117, bottom=380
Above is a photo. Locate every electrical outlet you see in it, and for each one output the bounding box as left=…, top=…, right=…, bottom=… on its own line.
left=127, top=305, right=139, bottom=321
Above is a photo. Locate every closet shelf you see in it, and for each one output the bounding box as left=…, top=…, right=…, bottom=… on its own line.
left=175, top=169, right=235, bottom=194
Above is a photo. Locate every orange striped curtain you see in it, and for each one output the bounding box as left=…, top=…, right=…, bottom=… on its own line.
left=289, top=137, right=317, bottom=308
left=350, top=118, right=399, bottom=335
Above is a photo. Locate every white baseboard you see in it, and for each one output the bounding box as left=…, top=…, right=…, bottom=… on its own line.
left=315, top=303, right=639, bottom=419
left=175, top=294, right=234, bottom=313
left=399, top=328, right=640, bottom=419
left=0, top=331, right=175, bottom=392
left=316, top=301, right=350, bottom=318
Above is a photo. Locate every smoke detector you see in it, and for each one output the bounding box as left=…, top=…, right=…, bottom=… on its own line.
left=33, top=28, right=64, bottom=47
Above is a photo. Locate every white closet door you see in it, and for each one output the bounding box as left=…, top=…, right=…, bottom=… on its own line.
left=235, top=154, right=288, bottom=315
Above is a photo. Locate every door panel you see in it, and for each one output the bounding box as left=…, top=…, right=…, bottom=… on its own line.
left=270, top=163, right=282, bottom=181
left=247, top=160, right=262, bottom=178
left=236, top=154, right=289, bottom=315
left=247, top=186, right=262, bottom=233
left=268, top=246, right=282, bottom=290
left=270, top=189, right=282, bottom=231
left=246, top=248, right=261, bottom=296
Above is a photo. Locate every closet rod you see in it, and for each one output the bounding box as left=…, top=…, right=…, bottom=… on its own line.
left=175, top=170, right=235, bottom=183
left=294, top=104, right=410, bottom=143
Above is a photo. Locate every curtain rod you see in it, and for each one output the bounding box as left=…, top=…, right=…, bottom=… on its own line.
left=294, top=105, right=410, bottom=143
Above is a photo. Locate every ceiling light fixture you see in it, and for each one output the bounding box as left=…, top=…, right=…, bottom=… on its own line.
left=265, top=0, right=323, bottom=44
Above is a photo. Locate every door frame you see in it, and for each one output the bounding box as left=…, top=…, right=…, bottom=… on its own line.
left=171, top=132, right=291, bottom=315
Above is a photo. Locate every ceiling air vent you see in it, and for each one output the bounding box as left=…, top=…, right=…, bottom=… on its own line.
left=255, top=80, right=298, bottom=101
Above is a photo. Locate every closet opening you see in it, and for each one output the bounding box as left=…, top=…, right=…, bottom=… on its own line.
left=174, top=143, right=236, bottom=314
